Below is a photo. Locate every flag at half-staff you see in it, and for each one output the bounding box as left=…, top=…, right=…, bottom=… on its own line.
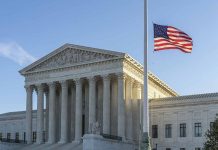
left=154, top=23, right=193, bottom=53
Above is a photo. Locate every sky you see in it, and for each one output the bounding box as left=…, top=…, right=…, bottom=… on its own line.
left=0, top=0, right=218, bottom=114
left=0, top=0, right=143, bottom=114
left=148, top=0, right=218, bottom=96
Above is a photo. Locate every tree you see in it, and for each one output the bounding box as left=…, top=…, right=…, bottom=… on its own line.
left=204, top=115, right=218, bottom=150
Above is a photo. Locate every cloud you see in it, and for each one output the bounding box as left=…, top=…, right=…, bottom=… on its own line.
left=0, top=42, right=36, bottom=66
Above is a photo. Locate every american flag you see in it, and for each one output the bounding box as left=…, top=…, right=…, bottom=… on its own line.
left=154, top=24, right=193, bottom=53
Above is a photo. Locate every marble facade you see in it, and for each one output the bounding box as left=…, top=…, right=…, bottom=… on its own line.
left=19, top=44, right=177, bottom=145
left=4, top=44, right=211, bottom=150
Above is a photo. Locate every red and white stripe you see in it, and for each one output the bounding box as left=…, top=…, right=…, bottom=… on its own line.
left=154, top=26, right=193, bottom=53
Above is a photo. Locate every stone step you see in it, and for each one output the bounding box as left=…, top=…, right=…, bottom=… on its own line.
left=14, top=142, right=83, bottom=150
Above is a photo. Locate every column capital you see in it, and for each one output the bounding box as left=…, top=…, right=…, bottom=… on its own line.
left=116, top=73, right=127, bottom=80
left=127, top=77, right=135, bottom=84
left=102, top=75, right=111, bottom=81
left=87, top=76, right=97, bottom=82
left=24, top=85, right=33, bottom=92
left=45, top=90, right=49, bottom=96
left=47, top=82, right=56, bottom=88
left=60, top=80, right=68, bottom=88
left=35, top=84, right=44, bottom=92
left=75, top=78, right=82, bottom=85
left=133, top=82, right=142, bottom=88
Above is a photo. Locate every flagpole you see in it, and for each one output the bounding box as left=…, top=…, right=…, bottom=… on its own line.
left=140, top=0, right=150, bottom=149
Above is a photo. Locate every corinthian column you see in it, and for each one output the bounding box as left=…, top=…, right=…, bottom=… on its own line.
left=59, top=80, right=69, bottom=143
left=75, top=79, right=82, bottom=141
left=126, top=78, right=134, bottom=141
left=132, top=82, right=141, bottom=141
left=48, top=82, right=56, bottom=144
left=25, top=85, right=33, bottom=144
left=102, top=75, right=110, bottom=134
left=45, top=91, right=49, bottom=142
left=117, top=73, right=126, bottom=140
left=36, top=84, right=44, bottom=144
left=133, top=82, right=142, bottom=100
left=88, top=76, right=96, bottom=132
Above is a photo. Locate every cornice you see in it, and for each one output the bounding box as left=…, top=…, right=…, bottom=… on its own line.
left=124, top=54, right=143, bottom=71
left=150, top=92, right=218, bottom=109
left=150, top=92, right=218, bottom=102
left=148, top=72, right=179, bottom=96
left=24, top=57, right=123, bottom=77
left=19, top=43, right=125, bottom=75
left=0, top=110, right=39, bottom=122
left=150, top=99, right=218, bottom=109
left=123, top=55, right=178, bottom=96
left=19, top=44, right=178, bottom=96
left=148, top=79, right=174, bottom=97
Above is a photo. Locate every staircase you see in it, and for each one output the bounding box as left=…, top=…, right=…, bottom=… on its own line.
left=14, top=142, right=83, bottom=150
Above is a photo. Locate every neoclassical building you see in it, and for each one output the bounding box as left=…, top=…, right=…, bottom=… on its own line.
left=19, top=43, right=146, bottom=144
left=150, top=93, right=218, bottom=150
left=18, top=44, right=177, bottom=145
left=0, top=44, right=217, bottom=150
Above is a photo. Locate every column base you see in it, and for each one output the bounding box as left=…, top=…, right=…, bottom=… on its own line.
left=36, top=141, right=44, bottom=144
left=47, top=140, right=56, bottom=144
left=58, top=140, right=67, bottom=144
left=122, top=136, right=126, bottom=142
left=26, top=141, right=33, bottom=144
left=73, top=139, right=82, bottom=143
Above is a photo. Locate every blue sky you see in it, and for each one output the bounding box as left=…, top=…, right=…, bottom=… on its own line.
left=0, top=0, right=218, bottom=114
left=0, top=0, right=143, bottom=114
left=148, top=0, right=218, bottom=96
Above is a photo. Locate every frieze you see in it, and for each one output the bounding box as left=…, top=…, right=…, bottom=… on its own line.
left=123, top=61, right=144, bottom=82
left=25, top=59, right=122, bottom=83
left=148, top=79, right=173, bottom=97
left=150, top=100, right=218, bottom=109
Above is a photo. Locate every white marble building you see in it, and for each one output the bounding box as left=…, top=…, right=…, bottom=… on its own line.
left=0, top=44, right=217, bottom=150
left=150, top=93, right=218, bottom=150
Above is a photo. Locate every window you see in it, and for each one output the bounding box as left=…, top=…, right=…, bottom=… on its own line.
left=152, top=125, right=158, bottom=138
left=43, top=131, right=46, bottom=142
left=180, top=123, right=186, bottom=137
left=15, top=132, right=19, bottom=142
left=194, top=123, right=202, bottom=137
left=210, top=122, right=214, bottom=130
left=0, top=132, right=2, bottom=141
left=7, top=133, right=11, bottom=141
left=165, top=124, right=172, bottom=138
left=32, top=131, right=36, bottom=142
left=195, top=148, right=201, bottom=150
left=180, top=148, right=185, bottom=150
left=23, top=132, right=26, bottom=142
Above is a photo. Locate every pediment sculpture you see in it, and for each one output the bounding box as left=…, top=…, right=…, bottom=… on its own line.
left=28, top=48, right=117, bottom=72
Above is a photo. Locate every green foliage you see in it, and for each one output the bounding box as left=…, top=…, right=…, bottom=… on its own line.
left=204, top=116, right=218, bottom=150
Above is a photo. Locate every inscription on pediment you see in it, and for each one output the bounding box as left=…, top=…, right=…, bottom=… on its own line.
left=28, top=48, right=117, bottom=72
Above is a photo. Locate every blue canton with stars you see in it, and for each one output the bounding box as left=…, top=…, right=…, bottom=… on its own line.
left=154, top=24, right=169, bottom=39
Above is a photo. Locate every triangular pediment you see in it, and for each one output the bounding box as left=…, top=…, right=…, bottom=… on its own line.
left=20, top=44, right=125, bottom=74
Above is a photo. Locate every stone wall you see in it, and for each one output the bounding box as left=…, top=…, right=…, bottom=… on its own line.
left=83, top=134, right=138, bottom=150
left=0, top=142, right=25, bottom=150
left=150, top=93, right=218, bottom=150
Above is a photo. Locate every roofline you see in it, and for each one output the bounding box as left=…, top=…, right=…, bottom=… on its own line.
left=18, top=43, right=178, bottom=95
left=148, top=72, right=179, bottom=96
left=150, top=92, right=218, bottom=102
left=123, top=55, right=178, bottom=96
left=19, top=43, right=126, bottom=75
